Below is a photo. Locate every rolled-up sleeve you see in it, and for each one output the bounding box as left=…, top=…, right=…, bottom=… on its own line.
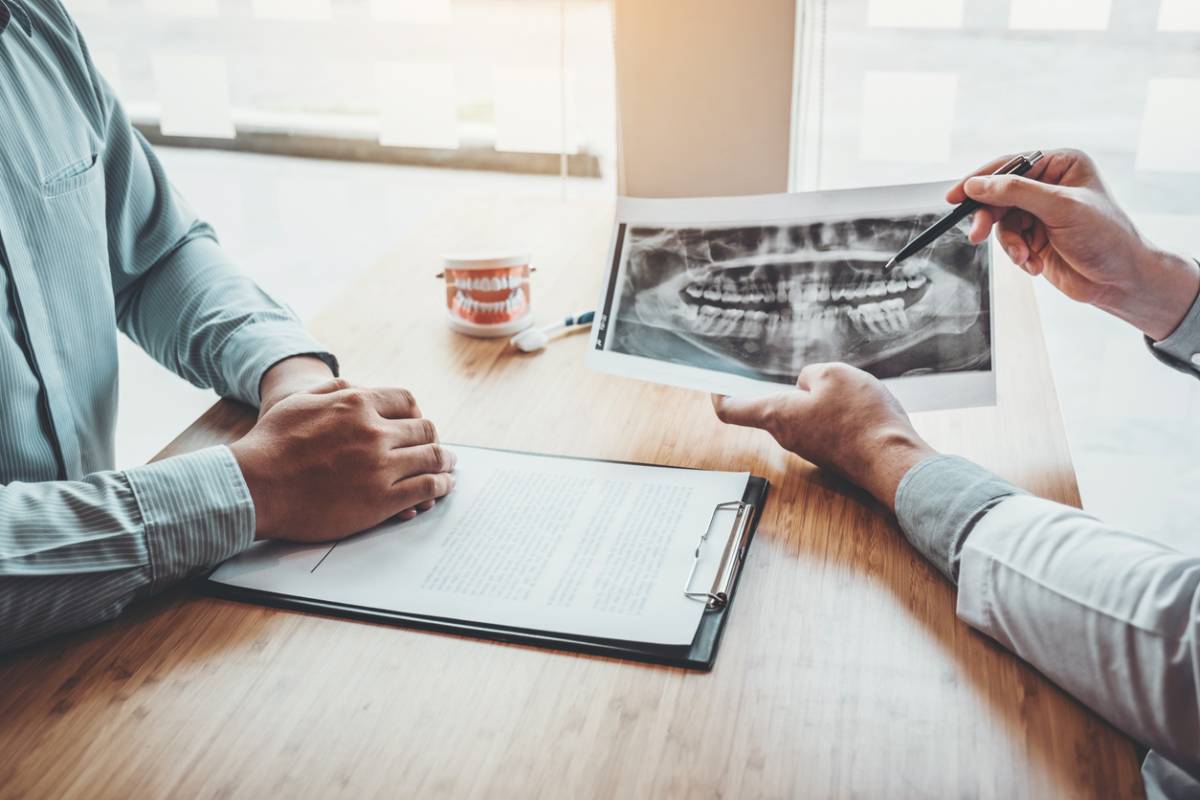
left=0, top=447, right=254, bottom=653
left=76, top=26, right=336, bottom=406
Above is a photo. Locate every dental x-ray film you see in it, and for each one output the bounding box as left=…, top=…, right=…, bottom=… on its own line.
left=587, top=185, right=995, bottom=412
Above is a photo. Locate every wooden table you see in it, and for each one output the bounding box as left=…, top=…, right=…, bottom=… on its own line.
left=0, top=190, right=1143, bottom=798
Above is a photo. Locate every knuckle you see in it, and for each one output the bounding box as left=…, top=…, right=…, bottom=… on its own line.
left=330, top=377, right=352, bottom=391
left=417, top=473, right=440, bottom=497
left=813, top=363, right=838, bottom=382
left=366, top=422, right=388, bottom=446
left=343, top=388, right=369, bottom=408
left=420, top=418, right=438, bottom=443
left=427, top=444, right=447, bottom=471
left=392, top=388, right=417, bottom=412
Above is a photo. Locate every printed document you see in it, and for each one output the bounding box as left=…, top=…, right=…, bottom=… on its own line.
left=210, top=445, right=751, bottom=645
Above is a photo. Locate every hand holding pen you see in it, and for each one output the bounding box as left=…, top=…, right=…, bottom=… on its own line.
left=940, top=148, right=1200, bottom=342
left=884, top=150, right=1043, bottom=272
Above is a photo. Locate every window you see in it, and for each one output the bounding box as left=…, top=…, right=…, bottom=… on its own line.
left=66, top=0, right=616, bottom=177
left=792, top=0, right=1200, bottom=214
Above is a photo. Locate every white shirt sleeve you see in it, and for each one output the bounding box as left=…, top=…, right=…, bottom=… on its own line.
left=955, top=495, right=1200, bottom=778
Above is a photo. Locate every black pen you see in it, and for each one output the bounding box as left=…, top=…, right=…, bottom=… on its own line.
left=883, top=150, right=1044, bottom=272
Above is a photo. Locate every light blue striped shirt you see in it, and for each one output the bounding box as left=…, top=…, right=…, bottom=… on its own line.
left=0, top=0, right=334, bottom=652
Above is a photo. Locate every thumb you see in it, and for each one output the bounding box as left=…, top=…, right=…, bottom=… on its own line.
left=964, top=174, right=1067, bottom=222
left=712, top=393, right=780, bottom=430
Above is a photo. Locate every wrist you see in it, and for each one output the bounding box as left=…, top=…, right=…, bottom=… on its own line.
left=1103, top=248, right=1200, bottom=341
left=229, top=439, right=278, bottom=540
left=258, top=355, right=335, bottom=411
left=848, top=427, right=938, bottom=512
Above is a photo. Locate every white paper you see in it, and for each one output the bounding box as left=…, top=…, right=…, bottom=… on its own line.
left=210, top=446, right=751, bottom=646
left=587, top=185, right=997, bottom=413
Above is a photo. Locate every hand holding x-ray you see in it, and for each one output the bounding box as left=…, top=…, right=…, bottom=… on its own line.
left=712, top=362, right=935, bottom=510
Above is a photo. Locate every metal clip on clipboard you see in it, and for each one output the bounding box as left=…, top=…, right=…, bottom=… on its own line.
left=683, top=500, right=755, bottom=611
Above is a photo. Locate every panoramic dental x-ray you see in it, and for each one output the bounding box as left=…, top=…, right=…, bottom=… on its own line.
left=589, top=189, right=996, bottom=412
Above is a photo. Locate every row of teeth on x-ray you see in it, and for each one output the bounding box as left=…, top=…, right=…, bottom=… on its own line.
left=456, top=289, right=526, bottom=312
left=453, top=275, right=526, bottom=291
left=682, top=272, right=927, bottom=307
left=686, top=297, right=911, bottom=338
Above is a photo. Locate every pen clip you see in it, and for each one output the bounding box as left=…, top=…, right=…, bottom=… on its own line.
left=993, top=154, right=1028, bottom=175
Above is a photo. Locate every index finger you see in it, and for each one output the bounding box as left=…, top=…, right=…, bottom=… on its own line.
left=369, top=387, right=422, bottom=419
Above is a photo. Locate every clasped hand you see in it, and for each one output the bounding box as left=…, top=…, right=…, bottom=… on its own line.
left=232, top=378, right=456, bottom=542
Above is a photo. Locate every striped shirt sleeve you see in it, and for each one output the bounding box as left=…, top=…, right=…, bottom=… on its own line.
left=75, top=16, right=337, bottom=406
left=0, top=446, right=254, bottom=653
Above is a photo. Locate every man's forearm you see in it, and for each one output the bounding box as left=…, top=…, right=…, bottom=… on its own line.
left=895, top=457, right=1200, bottom=777
left=0, top=448, right=254, bottom=653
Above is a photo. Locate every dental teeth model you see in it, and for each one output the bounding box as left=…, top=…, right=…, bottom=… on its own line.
left=441, top=252, right=534, bottom=338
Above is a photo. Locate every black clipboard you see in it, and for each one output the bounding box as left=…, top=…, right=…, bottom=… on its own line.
left=203, top=452, right=769, bottom=672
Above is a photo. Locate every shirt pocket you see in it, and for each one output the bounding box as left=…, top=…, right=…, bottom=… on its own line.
left=41, top=153, right=102, bottom=199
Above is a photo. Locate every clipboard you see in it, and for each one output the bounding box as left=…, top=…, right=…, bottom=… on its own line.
left=203, top=452, right=769, bottom=672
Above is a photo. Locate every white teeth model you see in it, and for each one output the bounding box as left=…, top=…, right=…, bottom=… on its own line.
left=456, top=287, right=525, bottom=314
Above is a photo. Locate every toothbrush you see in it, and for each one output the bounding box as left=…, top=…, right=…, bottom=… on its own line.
left=510, top=311, right=595, bottom=352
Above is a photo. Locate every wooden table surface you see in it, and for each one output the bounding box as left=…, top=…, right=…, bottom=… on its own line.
left=0, top=190, right=1143, bottom=798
